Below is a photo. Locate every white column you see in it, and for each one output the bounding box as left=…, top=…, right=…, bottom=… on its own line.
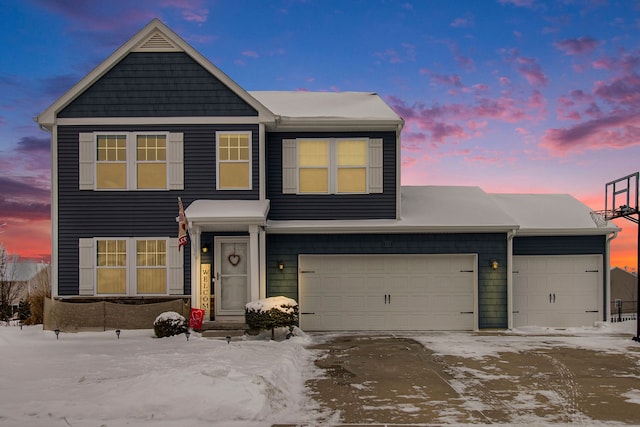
left=249, top=225, right=260, bottom=302
left=190, top=225, right=201, bottom=309
left=259, top=226, right=266, bottom=299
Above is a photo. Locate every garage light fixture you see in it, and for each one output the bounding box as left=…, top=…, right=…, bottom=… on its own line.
left=490, top=259, right=499, bottom=270
left=278, top=260, right=285, bottom=271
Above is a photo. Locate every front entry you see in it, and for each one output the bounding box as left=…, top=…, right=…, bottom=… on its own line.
left=214, top=237, right=250, bottom=317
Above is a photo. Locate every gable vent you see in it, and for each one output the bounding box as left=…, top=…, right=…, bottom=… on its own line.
left=133, top=31, right=182, bottom=52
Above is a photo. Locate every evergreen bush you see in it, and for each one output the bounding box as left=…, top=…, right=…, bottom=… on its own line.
left=245, top=296, right=299, bottom=339
left=153, top=311, right=188, bottom=338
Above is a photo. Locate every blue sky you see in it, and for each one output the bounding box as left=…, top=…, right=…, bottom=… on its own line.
left=0, top=0, right=638, bottom=267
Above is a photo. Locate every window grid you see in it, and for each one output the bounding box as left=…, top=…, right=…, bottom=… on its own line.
left=136, top=135, right=166, bottom=162
left=216, top=132, right=252, bottom=190
left=97, top=135, right=127, bottom=162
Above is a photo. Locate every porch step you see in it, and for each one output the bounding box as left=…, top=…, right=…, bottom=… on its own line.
left=198, top=321, right=249, bottom=339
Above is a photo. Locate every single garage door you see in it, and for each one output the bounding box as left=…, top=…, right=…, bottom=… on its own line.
left=513, top=255, right=602, bottom=328
left=299, top=254, right=477, bottom=331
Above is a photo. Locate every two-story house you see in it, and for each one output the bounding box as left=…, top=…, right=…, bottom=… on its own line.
left=37, top=19, right=618, bottom=332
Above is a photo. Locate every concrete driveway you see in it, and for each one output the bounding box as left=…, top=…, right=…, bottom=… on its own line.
left=301, top=333, right=640, bottom=425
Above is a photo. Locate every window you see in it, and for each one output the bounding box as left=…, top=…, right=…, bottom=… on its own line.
left=96, top=239, right=127, bottom=294
left=282, top=138, right=383, bottom=195
left=136, top=135, right=167, bottom=189
left=217, top=131, right=252, bottom=190
left=136, top=240, right=167, bottom=294
left=79, top=132, right=183, bottom=191
left=96, top=135, right=127, bottom=189
left=81, top=238, right=182, bottom=296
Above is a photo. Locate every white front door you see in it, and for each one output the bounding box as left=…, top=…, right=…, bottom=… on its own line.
left=214, top=237, right=250, bottom=316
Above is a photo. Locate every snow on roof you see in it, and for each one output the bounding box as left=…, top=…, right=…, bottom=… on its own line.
left=490, top=193, right=619, bottom=235
left=185, top=200, right=270, bottom=225
left=249, top=91, right=403, bottom=128
left=267, top=186, right=519, bottom=233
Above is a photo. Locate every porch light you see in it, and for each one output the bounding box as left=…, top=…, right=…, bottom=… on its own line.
left=278, top=260, right=285, bottom=271
left=54, top=329, right=60, bottom=339
left=490, top=259, right=499, bottom=270
left=115, top=329, right=121, bottom=339
left=185, top=329, right=191, bottom=341
left=201, top=243, right=209, bottom=253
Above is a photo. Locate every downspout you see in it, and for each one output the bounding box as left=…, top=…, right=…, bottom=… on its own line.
left=507, top=228, right=517, bottom=329
left=605, top=230, right=619, bottom=322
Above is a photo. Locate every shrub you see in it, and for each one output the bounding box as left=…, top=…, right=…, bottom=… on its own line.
left=245, top=296, right=299, bottom=340
left=153, top=311, right=188, bottom=338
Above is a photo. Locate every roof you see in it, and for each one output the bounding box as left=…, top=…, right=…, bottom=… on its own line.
left=185, top=200, right=270, bottom=230
left=249, top=91, right=404, bottom=131
left=267, top=186, right=519, bottom=233
left=37, top=19, right=274, bottom=127
left=490, top=193, right=619, bottom=235
left=2, top=262, right=49, bottom=282
left=267, top=187, right=619, bottom=235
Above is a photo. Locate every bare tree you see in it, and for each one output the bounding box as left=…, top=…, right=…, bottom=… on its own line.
left=0, top=245, right=21, bottom=322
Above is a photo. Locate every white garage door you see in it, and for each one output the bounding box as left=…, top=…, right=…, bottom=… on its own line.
left=513, top=255, right=602, bottom=328
left=299, top=254, right=477, bottom=331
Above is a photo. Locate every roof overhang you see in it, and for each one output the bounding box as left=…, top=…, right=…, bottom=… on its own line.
left=185, top=200, right=270, bottom=231
left=266, top=220, right=518, bottom=234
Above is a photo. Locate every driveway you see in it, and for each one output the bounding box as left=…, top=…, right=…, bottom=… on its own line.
left=302, top=333, right=640, bottom=425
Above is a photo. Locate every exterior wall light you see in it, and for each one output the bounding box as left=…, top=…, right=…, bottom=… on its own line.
left=490, top=259, right=499, bottom=270
left=201, top=243, right=209, bottom=253
left=278, top=260, right=285, bottom=271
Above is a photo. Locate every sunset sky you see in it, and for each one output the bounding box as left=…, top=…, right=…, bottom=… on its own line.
left=0, top=0, right=638, bottom=270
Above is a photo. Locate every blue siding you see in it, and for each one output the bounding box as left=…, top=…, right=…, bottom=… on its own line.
left=266, top=233, right=508, bottom=329
left=58, top=52, right=258, bottom=118
left=513, top=235, right=606, bottom=255
left=56, top=124, right=259, bottom=295
left=265, top=131, right=397, bottom=220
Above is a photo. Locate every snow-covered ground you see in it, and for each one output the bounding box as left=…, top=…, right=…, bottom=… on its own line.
left=1, top=321, right=639, bottom=426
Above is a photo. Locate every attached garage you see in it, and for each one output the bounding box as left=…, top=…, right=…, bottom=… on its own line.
left=298, top=254, right=477, bottom=331
left=513, top=255, right=602, bottom=328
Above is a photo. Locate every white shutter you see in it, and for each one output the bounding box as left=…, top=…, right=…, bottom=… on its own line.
left=168, top=132, right=184, bottom=190
left=78, top=238, right=95, bottom=295
left=282, top=139, right=297, bottom=194
left=167, top=238, right=184, bottom=295
left=368, top=138, right=383, bottom=193
left=79, top=133, right=95, bottom=190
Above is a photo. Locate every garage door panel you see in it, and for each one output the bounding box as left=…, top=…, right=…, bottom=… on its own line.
left=299, top=254, right=477, bottom=331
left=513, top=255, right=602, bottom=328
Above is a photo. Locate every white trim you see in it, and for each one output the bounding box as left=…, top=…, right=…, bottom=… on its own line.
left=57, top=116, right=263, bottom=126
left=259, top=123, right=266, bottom=200
left=249, top=225, right=260, bottom=302
left=50, top=125, right=59, bottom=298
left=215, top=130, right=253, bottom=191
left=507, top=229, right=516, bottom=329
left=132, top=131, right=170, bottom=190
left=259, top=226, right=266, bottom=299
left=395, top=127, right=402, bottom=220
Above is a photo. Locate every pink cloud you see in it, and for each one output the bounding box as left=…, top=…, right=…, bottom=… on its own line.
left=594, top=74, right=640, bottom=106
left=515, top=57, right=548, bottom=86
left=450, top=17, right=474, bottom=28
left=374, top=44, right=415, bottom=64
left=498, top=0, right=536, bottom=7
left=554, top=37, right=600, bottom=55
left=242, top=51, right=260, bottom=58
left=541, top=112, right=640, bottom=155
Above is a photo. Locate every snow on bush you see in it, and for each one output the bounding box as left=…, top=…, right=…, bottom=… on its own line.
left=153, top=311, right=188, bottom=338
left=245, top=296, right=299, bottom=339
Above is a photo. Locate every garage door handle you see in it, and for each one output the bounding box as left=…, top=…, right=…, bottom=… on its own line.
left=300, top=270, right=315, bottom=274
left=301, top=312, right=316, bottom=315
left=585, top=310, right=598, bottom=313
left=553, top=293, right=556, bottom=303
left=585, top=270, right=599, bottom=273
left=460, top=270, right=474, bottom=273
left=384, top=294, right=391, bottom=304
left=460, top=311, right=473, bottom=314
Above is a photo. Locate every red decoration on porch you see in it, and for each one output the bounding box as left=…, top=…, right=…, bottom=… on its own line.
left=189, top=308, right=205, bottom=329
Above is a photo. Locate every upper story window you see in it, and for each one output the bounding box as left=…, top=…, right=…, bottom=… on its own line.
left=79, top=132, right=183, bottom=191
left=282, top=138, right=383, bottom=195
left=216, top=131, right=252, bottom=190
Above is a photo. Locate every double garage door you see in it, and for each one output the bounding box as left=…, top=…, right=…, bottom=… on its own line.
left=299, top=254, right=477, bottom=331
left=513, top=255, right=602, bottom=328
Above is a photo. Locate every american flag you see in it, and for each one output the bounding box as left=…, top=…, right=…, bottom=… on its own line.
left=178, top=197, right=189, bottom=251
